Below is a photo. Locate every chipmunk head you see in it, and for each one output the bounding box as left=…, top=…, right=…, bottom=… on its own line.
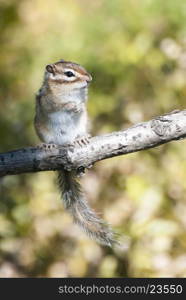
left=45, top=59, right=92, bottom=90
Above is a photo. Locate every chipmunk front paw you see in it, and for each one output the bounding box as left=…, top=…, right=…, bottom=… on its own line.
left=73, top=134, right=91, bottom=147
left=37, top=143, right=58, bottom=150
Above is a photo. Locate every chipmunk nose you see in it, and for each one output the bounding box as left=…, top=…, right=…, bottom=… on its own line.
left=86, top=74, right=92, bottom=83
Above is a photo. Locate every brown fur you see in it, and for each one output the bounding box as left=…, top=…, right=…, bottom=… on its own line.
left=34, top=59, right=116, bottom=247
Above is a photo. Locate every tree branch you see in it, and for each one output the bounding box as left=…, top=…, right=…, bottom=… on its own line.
left=0, top=109, right=186, bottom=177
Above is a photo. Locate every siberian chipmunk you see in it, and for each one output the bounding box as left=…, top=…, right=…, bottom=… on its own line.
left=34, top=59, right=116, bottom=246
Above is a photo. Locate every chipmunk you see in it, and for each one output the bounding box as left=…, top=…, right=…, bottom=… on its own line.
left=34, top=59, right=116, bottom=246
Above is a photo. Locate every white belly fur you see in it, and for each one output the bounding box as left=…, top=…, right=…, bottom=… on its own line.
left=44, top=110, right=87, bottom=145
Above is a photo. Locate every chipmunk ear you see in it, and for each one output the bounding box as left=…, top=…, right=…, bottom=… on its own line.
left=46, top=64, right=55, bottom=74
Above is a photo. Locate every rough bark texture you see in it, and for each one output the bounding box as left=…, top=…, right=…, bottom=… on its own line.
left=0, top=109, right=186, bottom=177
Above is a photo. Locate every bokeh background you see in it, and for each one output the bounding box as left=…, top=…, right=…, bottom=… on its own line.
left=0, top=0, right=186, bottom=278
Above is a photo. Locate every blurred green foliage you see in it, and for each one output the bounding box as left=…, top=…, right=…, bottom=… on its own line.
left=0, top=0, right=186, bottom=277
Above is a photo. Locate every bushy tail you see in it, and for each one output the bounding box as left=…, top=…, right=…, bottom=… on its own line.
left=58, top=170, right=117, bottom=246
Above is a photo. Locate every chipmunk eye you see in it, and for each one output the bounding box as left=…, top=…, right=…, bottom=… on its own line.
left=64, top=71, right=75, bottom=77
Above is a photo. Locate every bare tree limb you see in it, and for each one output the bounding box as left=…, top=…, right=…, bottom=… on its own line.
left=0, top=109, right=186, bottom=177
